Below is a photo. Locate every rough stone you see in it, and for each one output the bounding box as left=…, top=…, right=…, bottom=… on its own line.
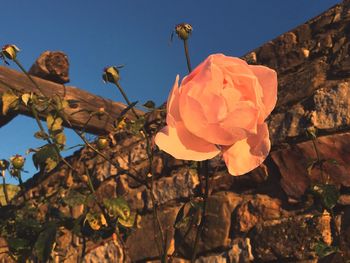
left=234, top=194, right=283, bottom=234
left=82, top=240, right=128, bottom=263
left=251, top=212, right=332, bottom=261
left=175, top=192, right=242, bottom=258
left=126, top=205, right=181, bottom=262
left=272, top=132, right=350, bottom=199
left=147, top=167, right=200, bottom=209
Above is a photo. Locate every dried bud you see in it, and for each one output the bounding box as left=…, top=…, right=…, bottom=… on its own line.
left=10, top=154, right=25, bottom=170
left=97, top=137, right=109, bottom=150
left=2, top=44, right=20, bottom=60
left=0, top=159, right=9, bottom=171
left=306, top=126, right=317, bottom=139
left=175, top=23, right=193, bottom=40
left=102, top=66, right=122, bottom=83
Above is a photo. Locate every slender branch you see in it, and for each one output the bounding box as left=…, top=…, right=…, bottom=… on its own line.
left=183, top=40, right=192, bottom=73
left=112, top=80, right=166, bottom=262
left=191, top=161, right=209, bottom=262
left=13, top=58, right=45, bottom=96
left=2, top=176, right=9, bottom=204
left=311, top=136, right=327, bottom=183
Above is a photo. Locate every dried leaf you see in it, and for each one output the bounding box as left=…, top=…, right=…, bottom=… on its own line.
left=46, top=113, right=63, bottom=132
left=2, top=91, right=19, bottom=115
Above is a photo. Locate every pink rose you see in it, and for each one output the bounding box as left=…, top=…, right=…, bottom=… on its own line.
left=155, top=54, right=277, bottom=175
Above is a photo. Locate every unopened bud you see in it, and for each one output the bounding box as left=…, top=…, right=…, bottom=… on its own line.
left=10, top=154, right=25, bottom=170
left=2, top=44, right=20, bottom=60
left=97, top=137, right=109, bottom=150
left=0, top=159, right=9, bottom=171
left=102, top=66, right=121, bottom=83
left=175, top=23, right=193, bottom=40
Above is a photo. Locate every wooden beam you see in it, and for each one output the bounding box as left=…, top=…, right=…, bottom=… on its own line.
left=0, top=66, right=143, bottom=135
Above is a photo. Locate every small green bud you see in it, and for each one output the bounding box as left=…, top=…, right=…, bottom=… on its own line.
left=103, top=66, right=122, bottom=83
left=2, top=44, right=20, bottom=60
left=10, top=154, right=25, bottom=170
left=175, top=23, right=193, bottom=40
left=97, top=137, right=109, bottom=150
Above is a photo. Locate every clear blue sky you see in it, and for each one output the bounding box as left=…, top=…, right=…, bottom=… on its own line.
left=0, top=0, right=341, bottom=184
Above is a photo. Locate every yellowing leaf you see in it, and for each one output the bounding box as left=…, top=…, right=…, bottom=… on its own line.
left=2, top=91, right=19, bottom=115
left=54, top=132, right=66, bottom=148
left=118, top=212, right=136, bottom=228
left=21, top=93, right=31, bottom=106
left=84, top=212, right=107, bottom=231
left=45, top=157, right=58, bottom=172
left=46, top=113, right=63, bottom=132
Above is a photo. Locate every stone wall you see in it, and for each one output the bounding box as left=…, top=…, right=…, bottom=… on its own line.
left=1, top=0, right=350, bottom=262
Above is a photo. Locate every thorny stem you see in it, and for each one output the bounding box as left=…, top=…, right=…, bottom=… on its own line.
left=183, top=40, right=192, bottom=73
left=112, top=80, right=166, bottom=262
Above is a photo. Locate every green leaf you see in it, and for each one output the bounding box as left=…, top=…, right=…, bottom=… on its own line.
left=311, top=184, right=340, bottom=210
left=63, top=190, right=87, bottom=207
left=118, top=212, right=136, bottom=228
left=128, top=116, right=146, bottom=135
left=32, top=144, right=59, bottom=172
left=33, top=223, right=57, bottom=262
left=46, top=113, right=63, bottom=132
left=84, top=212, right=107, bottom=231
left=2, top=91, right=19, bottom=115
left=103, top=197, right=130, bottom=220
left=314, top=241, right=337, bottom=258
left=7, top=238, right=31, bottom=254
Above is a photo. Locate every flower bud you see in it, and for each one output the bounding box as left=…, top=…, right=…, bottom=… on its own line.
left=97, top=137, right=109, bottom=150
left=102, top=66, right=120, bottom=83
left=175, top=23, right=193, bottom=40
left=10, top=154, right=25, bottom=170
left=2, top=44, right=20, bottom=60
left=0, top=159, right=9, bottom=171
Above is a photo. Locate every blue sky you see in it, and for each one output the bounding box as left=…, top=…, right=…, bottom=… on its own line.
left=1, top=0, right=341, bottom=184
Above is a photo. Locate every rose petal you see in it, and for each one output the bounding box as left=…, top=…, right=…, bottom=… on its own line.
left=166, top=75, right=181, bottom=126
left=154, top=123, right=220, bottom=161
left=248, top=65, right=278, bottom=119
left=222, top=123, right=271, bottom=175
left=180, top=94, right=239, bottom=145
left=221, top=100, right=259, bottom=134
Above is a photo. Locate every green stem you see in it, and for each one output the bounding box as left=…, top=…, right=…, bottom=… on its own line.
left=191, top=161, right=209, bottom=262
left=311, top=137, right=327, bottom=183
left=183, top=40, right=192, bottom=73
left=113, top=80, right=166, bottom=262
left=2, top=175, right=9, bottom=205
left=182, top=38, right=209, bottom=261
left=13, top=58, right=44, bottom=96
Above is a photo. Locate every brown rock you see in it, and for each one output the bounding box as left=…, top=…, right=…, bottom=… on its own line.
left=126, top=205, right=181, bottom=262
left=235, top=195, right=282, bottom=233
left=83, top=240, right=129, bottom=263
left=251, top=212, right=332, bottom=261
left=175, top=192, right=242, bottom=257
left=272, top=132, right=350, bottom=199
left=146, top=167, right=200, bottom=209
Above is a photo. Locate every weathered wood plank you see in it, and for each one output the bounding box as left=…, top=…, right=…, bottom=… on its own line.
left=0, top=66, right=142, bottom=135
